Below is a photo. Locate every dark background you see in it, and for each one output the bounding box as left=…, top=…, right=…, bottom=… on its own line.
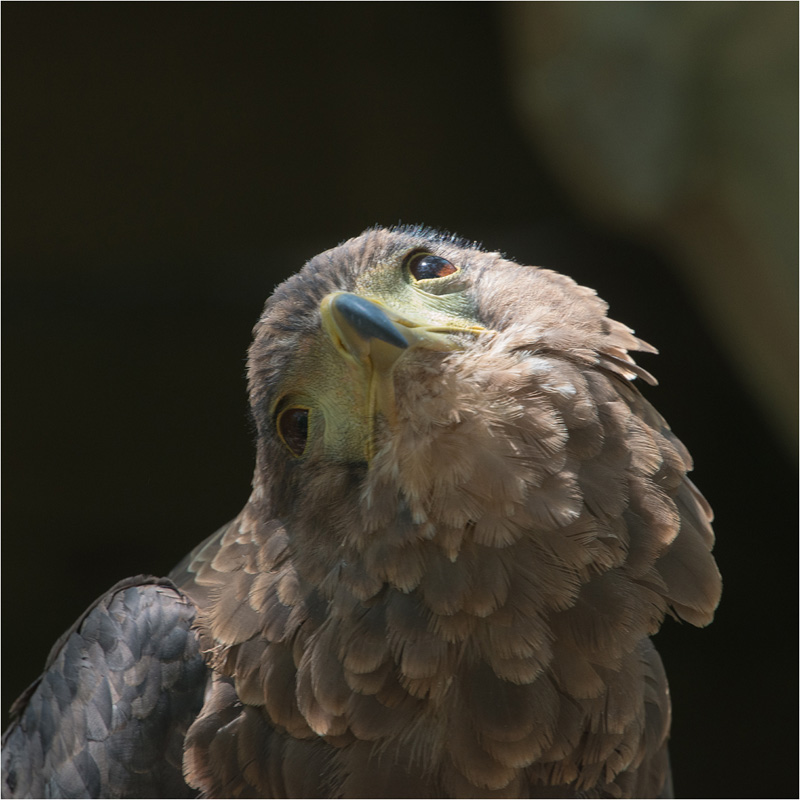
left=3, top=5, right=796, bottom=798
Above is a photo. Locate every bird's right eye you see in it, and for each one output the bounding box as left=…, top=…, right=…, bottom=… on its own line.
left=276, top=406, right=310, bottom=457
left=405, top=251, right=459, bottom=281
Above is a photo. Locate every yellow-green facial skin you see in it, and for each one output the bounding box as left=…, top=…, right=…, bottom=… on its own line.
left=353, top=254, right=478, bottom=332
left=272, top=250, right=486, bottom=464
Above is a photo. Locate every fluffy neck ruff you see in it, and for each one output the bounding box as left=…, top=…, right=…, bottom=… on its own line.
left=193, top=327, right=715, bottom=796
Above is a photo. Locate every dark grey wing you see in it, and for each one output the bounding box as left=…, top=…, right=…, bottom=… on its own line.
left=2, top=575, right=208, bottom=799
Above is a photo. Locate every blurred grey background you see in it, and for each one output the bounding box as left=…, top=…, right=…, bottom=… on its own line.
left=3, top=4, right=796, bottom=797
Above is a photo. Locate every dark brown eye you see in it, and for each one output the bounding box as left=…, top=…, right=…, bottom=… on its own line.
left=277, top=406, right=309, bottom=456
left=407, top=252, right=458, bottom=281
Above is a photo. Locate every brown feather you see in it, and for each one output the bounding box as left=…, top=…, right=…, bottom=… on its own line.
left=171, top=226, right=720, bottom=798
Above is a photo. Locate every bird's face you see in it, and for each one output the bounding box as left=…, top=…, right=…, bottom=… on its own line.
left=249, top=229, right=497, bottom=468
left=310, top=255, right=493, bottom=463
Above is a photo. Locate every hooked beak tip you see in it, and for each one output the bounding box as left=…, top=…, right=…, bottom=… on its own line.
left=327, top=292, right=410, bottom=352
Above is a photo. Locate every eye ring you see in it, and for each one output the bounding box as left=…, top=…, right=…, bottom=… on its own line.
left=404, top=250, right=458, bottom=282
left=276, top=405, right=310, bottom=457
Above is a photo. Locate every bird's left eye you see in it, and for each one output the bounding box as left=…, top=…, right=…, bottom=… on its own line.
left=276, top=406, right=310, bottom=457
left=406, top=252, right=458, bottom=281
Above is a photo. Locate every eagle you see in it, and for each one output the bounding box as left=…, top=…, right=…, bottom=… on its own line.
left=2, top=226, right=721, bottom=798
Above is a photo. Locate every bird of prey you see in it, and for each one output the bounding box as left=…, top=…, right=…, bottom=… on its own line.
left=2, top=226, right=721, bottom=798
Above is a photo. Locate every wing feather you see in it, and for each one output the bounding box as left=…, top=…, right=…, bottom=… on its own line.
left=2, top=576, right=207, bottom=798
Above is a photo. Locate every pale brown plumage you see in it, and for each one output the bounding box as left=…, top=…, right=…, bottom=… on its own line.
left=3, top=226, right=721, bottom=798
